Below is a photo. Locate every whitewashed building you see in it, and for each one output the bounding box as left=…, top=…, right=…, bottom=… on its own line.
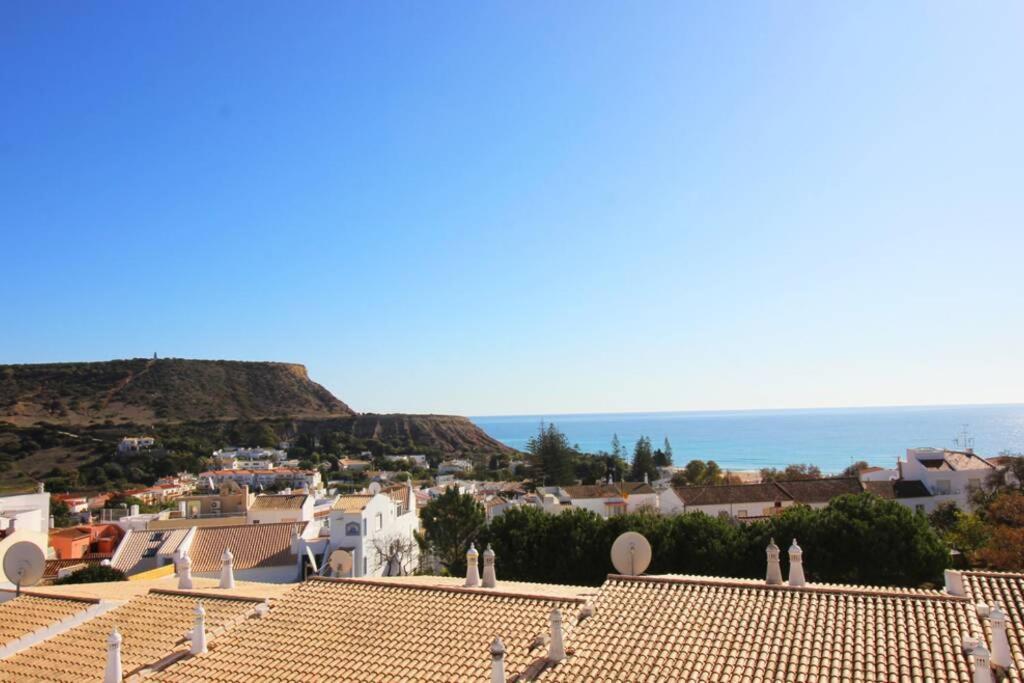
left=328, top=483, right=419, bottom=578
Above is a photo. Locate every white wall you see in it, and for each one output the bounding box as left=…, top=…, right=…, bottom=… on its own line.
left=328, top=489, right=418, bottom=577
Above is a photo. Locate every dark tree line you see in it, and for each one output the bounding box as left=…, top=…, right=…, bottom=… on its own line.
left=420, top=490, right=948, bottom=588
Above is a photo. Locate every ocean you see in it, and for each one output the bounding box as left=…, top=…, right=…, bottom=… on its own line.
left=471, top=404, right=1024, bottom=474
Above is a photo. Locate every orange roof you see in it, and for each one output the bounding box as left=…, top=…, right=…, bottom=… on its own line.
left=151, top=578, right=584, bottom=682
left=187, top=522, right=305, bottom=573
left=0, top=590, right=260, bottom=681
left=0, top=594, right=95, bottom=647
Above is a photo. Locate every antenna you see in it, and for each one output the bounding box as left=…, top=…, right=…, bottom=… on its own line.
left=954, top=424, right=975, bottom=452
left=610, top=532, right=652, bottom=576
left=3, top=542, right=45, bottom=596
left=328, top=549, right=353, bottom=578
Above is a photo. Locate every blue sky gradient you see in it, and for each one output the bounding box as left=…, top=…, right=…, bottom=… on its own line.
left=2, top=3, right=1022, bottom=415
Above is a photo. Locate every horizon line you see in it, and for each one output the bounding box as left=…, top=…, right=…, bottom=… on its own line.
left=468, top=400, right=1024, bottom=420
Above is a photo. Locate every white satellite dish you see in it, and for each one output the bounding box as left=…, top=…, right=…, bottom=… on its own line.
left=367, top=482, right=382, bottom=495
left=328, top=549, right=353, bottom=578
left=3, top=541, right=45, bottom=594
left=610, top=531, right=652, bottom=576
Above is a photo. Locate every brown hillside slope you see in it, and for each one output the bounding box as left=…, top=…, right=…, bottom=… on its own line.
left=0, top=358, right=353, bottom=425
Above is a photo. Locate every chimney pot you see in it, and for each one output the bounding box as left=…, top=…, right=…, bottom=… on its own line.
left=464, top=543, right=480, bottom=587
left=104, top=628, right=123, bottom=683
left=37, top=482, right=45, bottom=494
left=990, top=603, right=1011, bottom=670
left=482, top=544, right=496, bottom=588
left=765, top=538, right=782, bottom=585
left=191, top=602, right=207, bottom=655
left=220, top=547, right=235, bottom=589
left=787, top=539, right=805, bottom=587
left=489, top=637, right=506, bottom=683
left=547, top=609, right=566, bottom=662
left=971, top=643, right=993, bottom=683
left=177, top=551, right=194, bottom=590
left=944, top=569, right=965, bottom=596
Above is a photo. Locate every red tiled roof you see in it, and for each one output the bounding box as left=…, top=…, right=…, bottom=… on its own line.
left=188, top=522, right=305, bottom=573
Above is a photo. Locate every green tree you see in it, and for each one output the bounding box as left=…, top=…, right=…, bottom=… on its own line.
left=527, top=423, right=576, bottom=486
left=50, top=499, right=74, bottom=528
left=841, top=461, right=870, bottom=478
left=654, top=438, right=674, bottom=467
left=760, top=463, right=822, bottom=482
left=630, top=436, right=658, bottom=482
left=418, top=487, right=485, bottom=575
left=610, top=434, right=625, bottom=461
left=55, top=565, right=127, bottom=584
left=672, top=459, right=725, bottom=486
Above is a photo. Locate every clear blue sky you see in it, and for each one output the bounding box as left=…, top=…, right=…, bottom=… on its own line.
left=2, top=3, right=1022, bottom=416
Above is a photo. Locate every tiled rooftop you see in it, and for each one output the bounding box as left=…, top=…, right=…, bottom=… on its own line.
left=250, top=493, right=309, bottom=511
left=962, top=570, right=1024, bottom=677
left=188, top=522, right=304, bottom=572
left=0, top=591, right=259, bottom=682
left=535, top=574, right=980, bottom=682
left=0, top=594, right=94, bottom=647
left=151, top=577, right=585, bottom=682
left=562, top=482, right=656, bottom=499
left=42, top=556, right=110, bottom=580
left=113, top=528, right=190, bottom=575
left=333, top=494, right=374, bottom=513
left=675, top=477, right=865, bottom=507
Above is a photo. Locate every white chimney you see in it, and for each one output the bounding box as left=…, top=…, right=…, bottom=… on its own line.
left=220, top=548, right=235, bottom=589
left=607, top=473, right=613, bottom=485
left=489, top=637, right=506, bottom=683
left=971, top=643, right=993, bottom=683
left=464, top=543, right=480, bottom=587
left=104, top=628, right=123, bottom=683
left=178, top=500, right=187, bottom=518
left=765, top=538, right=782, bottom=585
left=129, top=504, right=139, bottom=517
left=962, top=634, right=980, bottom=655
left=787, top=539, right=805, bottom=587
left=190, top=602, right=207, bottom=655
left=49, top=515, right=55, bottom=530
left=990, top=604, right=1011, bottom=670
left=482, top=545, right=496, bottom=588
left=643, top=472, right=649, bottom=485
left=547, top=609, right=566, bottom=662
left=178, top=552, right=194, bottom=590
left=944, top=569, right=965, bottom=596
left=37, top=482, right=45, bottom=494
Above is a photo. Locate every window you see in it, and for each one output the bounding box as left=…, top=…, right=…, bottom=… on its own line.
left=935, top=480, right=951, bottom=495
left=345, top=522, right=361, bottom=536
left=152, top=532, right=165, bottom=542
left=142, top=548, right=157, bottom=558
left=375, top=513, right=383, bottom=531
left=363, top=556, right=368, bottom=575
left=737, top=510, right=748, bottom=518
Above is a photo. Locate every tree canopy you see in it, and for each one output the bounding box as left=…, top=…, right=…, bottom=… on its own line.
left=418, top=487, right=485, bottom=574
left=527, top=423, right=576, bottom=486
left=630, top=436, right=658, bottom=482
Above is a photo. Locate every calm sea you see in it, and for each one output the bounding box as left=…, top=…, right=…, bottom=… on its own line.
left=471, top=404, right=1024, bottom=474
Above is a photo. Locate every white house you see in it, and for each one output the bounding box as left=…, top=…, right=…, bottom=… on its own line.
left=117, top=436, right=156, bottom=454
left=660, top=478, right=864, bottom=519
left=896, top=447, right=997, bottom=509
left=199, top=467, right=322, bottom=493
left=535, top=481, right=659, bottom=518
left=0, top=486, right=51, bottom=536
left=246, top=493, right=314, bottom=525
left=383, top=454, right=429, bottom=469
left=438, top=459, right=474, bottom=475
left=328, top=483, right=419, bottom=578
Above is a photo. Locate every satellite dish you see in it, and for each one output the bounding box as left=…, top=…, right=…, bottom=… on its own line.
left=3, top=541, right=45, bottom=594
left=367, top=482, right=382, bottom=495
left=328, top=549, right=353, bottom=577
left=610, top=532, right=652, bottom=576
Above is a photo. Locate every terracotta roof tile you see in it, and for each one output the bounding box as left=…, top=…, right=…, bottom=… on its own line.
left=333, top=495, right=373, bottom=513
left=536, top=574, right=980, bottom=682
left=962, top=570, right=1024, bottom=675
left=250, top=494, right=309, bottom=511
left=563, top=482, right=655, bottom=499
left=113, top=529, right=189, bottom=575
left=0, top=591, right=257, bottom=682
left=42, top=557, right=110, bottom=579
left=188, top=522, right=304, bottom=573
left=0, top=595, right=94, bottom=647
left=151, top=577, right=584, bottom=682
